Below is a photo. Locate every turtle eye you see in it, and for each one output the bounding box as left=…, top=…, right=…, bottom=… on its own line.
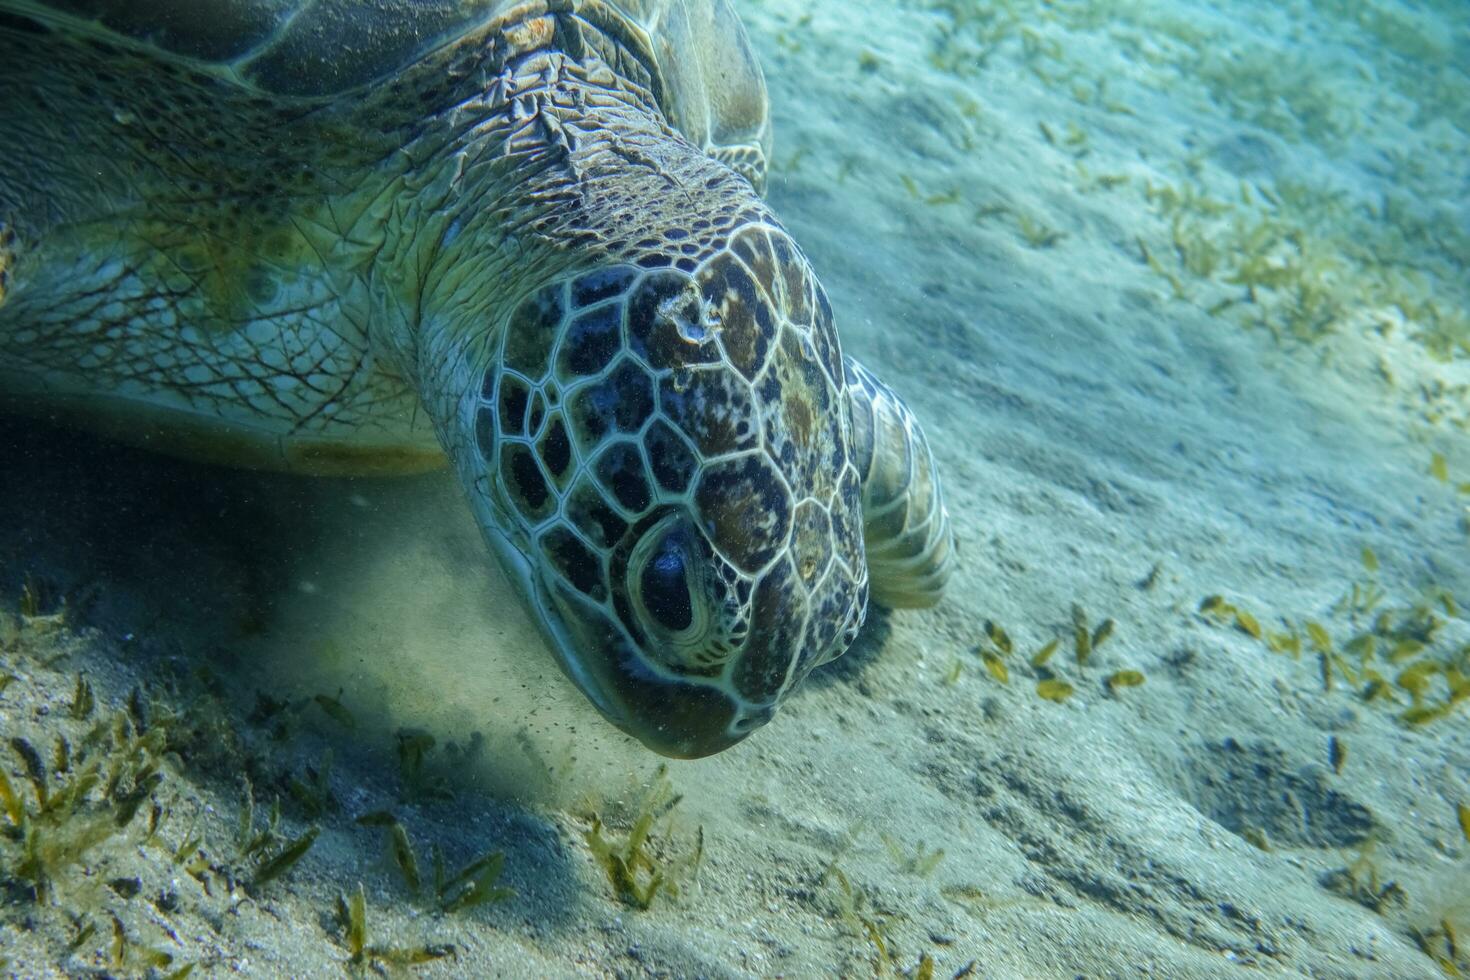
left=629, top=515, right=711, bottom=649
left=640, top=531, right=693, bottom=632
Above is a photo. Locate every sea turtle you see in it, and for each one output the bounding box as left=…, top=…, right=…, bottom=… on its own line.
left=0, top=0, right=954, bottom=757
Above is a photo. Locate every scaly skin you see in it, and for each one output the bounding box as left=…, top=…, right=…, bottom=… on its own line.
left=0, top=13, right=436, bottom=470
left=410, top=51, right=872, bottom=756
left=0, top=6, right=952, bottom=756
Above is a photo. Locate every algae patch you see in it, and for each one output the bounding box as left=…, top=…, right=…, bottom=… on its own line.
left=583, top=764, right=703, bottom=910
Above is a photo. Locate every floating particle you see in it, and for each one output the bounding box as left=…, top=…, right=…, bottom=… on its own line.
left=1401, top=704, right=1449, bottom=727
left=1036, top=679, right=1074, bottom=703
left=981, top=653, right=1009, bottom=684
left=1073, top=625, right=1091, bottom=664
left=942, top=660, right=963, bottom=686
left=1343, top=634, right=1377, bottom=661
left=313, top=693, right=356, bottom=729
left=1139, top=562, right=1163, bottom=590
left=1105, top=670, right=1145, bottom=692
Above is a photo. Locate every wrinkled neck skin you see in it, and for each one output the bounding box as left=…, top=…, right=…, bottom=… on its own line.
left=376, top=50, right=755, bottom=447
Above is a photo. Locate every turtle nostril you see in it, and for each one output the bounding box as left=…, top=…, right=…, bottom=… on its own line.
left=730, top=707, right=771, bottom=735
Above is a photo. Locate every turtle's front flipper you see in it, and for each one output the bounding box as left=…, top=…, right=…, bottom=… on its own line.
left=845, top=357, right=955, bottom=608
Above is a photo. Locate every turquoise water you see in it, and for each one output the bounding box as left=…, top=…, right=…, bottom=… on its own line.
left=1, top=0, right=1469, bottom=975
left=748, top=0, right=1470, bottom=974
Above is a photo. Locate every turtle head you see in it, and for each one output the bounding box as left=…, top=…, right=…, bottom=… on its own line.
left=461, top=224, right=868, bottom=757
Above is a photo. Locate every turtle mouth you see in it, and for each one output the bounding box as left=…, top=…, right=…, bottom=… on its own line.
left=532, top=566, right=756, bottom=758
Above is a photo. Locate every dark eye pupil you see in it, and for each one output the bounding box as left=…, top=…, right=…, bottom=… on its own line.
left=641, top=535, right=692, bottom=632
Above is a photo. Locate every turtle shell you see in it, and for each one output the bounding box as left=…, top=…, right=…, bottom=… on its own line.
left=6, top=0, right=770, bottom=179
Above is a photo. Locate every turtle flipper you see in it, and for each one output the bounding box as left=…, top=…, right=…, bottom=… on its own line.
left=845, top=357, right=955, bottom=608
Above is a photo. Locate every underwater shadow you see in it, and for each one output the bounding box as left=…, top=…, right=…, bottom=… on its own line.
left=0, top=415, right=589, bottom=930
left=804, top=602, right=893, bottom=690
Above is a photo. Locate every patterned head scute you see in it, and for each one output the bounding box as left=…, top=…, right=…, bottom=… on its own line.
left=475, top=225, right=867, bottom=757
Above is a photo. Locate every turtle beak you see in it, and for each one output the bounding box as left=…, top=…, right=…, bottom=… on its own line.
left=536, top=571, right=762, bottom=758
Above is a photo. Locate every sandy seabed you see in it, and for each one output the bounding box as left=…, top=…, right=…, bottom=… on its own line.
left=3, top=0, right=1470, bottom=977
